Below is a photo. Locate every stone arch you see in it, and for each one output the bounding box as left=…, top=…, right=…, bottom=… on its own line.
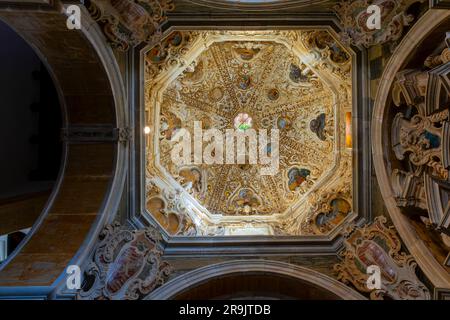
left=371, top=9, right=450, bottom=288
left=0, top=1, right=127, bottom=295
left=146, top=260, right=366, bottom=300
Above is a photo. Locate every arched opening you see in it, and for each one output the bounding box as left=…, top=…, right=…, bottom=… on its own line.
left=172, top=274, right=343, bottom=300
left=0, top=2, right=127, bottom=294
left=371, top=9, right=450, bottom=288
left=0, top=19, right=62, bottom=264
left=147, top=260, right=365, bottom=300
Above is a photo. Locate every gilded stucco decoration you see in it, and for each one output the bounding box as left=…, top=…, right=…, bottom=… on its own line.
left=77, top=223, right=171, bottom=300
left=299, top=171, right=352, bottom=235
left=146, top=180, right=198, bottom=236
left=85, top=0, right=175, bottom=51
left=334, top=216, right=431, bottom=300
left=334, top=0, right=424, bottom=48
left=144, top=30, right=353, bottom=236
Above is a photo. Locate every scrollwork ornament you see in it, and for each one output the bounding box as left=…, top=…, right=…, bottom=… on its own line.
left=334, top=217, right=431, bottom=300
left=334, top=0, right=424, bottom=48
left=77, top=222, right=171, bottom=300
left=85, top=0, right=175, bottom=51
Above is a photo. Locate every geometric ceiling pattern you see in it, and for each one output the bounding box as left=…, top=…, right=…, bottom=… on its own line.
left=159, top=41, right=334, bottom=216
left=145, top=30, right=353, bottom=237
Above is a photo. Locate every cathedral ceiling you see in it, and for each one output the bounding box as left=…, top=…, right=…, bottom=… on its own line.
left=159, top=40, right=335, bottom=216
left=1, top=0, right=446, bottom=300
left=145, top=30, right=353, bottom=237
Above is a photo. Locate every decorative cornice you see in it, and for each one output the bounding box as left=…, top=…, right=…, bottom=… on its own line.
left=183, top=0, right=330, bottom=11
left=430, top=0, right=450, bottom=8
left=61, top=126, right=131, bottom=143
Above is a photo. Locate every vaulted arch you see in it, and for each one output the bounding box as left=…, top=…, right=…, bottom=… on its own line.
left=146, top=260, right=365, bottom=300
left=0, top=2, right=127, bottom=295
left=371, top=9, right=450, bottom=288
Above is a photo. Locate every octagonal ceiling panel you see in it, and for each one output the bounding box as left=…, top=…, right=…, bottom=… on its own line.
left=144, top=30, right=353, bottom=237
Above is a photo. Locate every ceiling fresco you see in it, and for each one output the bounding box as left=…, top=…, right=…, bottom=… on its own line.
left=144, top=30, right=354, bottom=237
